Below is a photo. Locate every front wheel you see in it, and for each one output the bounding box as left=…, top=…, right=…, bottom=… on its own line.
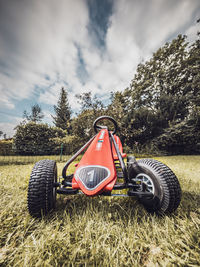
left=129, top=159, right=181, bottom=214
left=27, top=159, right=57, bottom=218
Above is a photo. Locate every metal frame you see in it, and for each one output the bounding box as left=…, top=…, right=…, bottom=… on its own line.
left=62, top=135, right=97, bottom=178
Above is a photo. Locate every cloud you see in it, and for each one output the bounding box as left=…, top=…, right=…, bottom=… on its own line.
left=0, top=117, right=22, bottom=137
left=0, top=0, right=199, bottom=136
left=106, top=0, right=199, bottom=57
left=185, top=23, right=200, bottom=43
left=0, top=0, right=89, bottom=109
left=80, top=0, right=200, bottom=97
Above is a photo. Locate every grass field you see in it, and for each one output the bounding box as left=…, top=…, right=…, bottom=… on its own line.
left=0, top=155, right=72, bottom=165
left=0, top=156, right=200, bottom=266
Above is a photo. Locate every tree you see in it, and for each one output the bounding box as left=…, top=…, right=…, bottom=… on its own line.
left=123, top=34, right=198, bottom=145
left=23, top=104, right=44, bottom=123
left=130, top=35, right=190, bottom=125
left=52, top=87, right=71, bottom=131
left=76, top=92, right=104, bottom=113
left=106, top=90, right=132, bottom=145
left=186, top=22, right=200, bottom=124
left=0, top=130, right=3, bottom=138
left=108, top=30, right=200, bottom=154
left=67, top=92, right=105, bottom=145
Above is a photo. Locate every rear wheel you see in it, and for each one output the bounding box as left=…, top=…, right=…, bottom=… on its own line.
left=129, top=159, right=181, bottom=214
left=27, top=159, right=57, bottom=218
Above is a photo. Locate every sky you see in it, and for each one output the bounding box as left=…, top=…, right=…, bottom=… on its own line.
left=0, top=0, right=199, bottom=137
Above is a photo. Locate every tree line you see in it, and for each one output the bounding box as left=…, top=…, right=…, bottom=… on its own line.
left=1, top=27, right=199, bottom=156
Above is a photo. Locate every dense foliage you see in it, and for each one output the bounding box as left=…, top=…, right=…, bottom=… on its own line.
left=0, top=139, right=14, bottom=155
left=14, top=123, right=66, bottom=155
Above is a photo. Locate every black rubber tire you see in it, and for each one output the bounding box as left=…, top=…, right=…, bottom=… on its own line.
left=27, top=159, right=57, bottom=218
left=129, top=159, right=181, bottom=214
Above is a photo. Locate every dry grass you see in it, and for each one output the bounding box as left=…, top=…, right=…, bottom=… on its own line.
left=0, top=155, right=71, bottom=165
left=0, top=156, right=200, bottom=266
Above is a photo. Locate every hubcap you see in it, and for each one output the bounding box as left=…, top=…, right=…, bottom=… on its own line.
left=132, top=173, right=155, bottom=194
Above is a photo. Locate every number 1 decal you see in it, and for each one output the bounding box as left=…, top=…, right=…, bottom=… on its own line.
left=88, top=170, right=94, bottom=182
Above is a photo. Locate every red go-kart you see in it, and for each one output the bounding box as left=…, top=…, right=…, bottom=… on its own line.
left=27, top=116, right=181, bottom=218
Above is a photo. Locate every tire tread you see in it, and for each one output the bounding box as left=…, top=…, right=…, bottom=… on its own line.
left=137, top=159, right=181, bottom=214
left=27, top=159, right=57, bottom=218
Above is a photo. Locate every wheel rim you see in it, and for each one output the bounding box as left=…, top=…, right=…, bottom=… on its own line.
left=133, top=173, right=155, bottom=194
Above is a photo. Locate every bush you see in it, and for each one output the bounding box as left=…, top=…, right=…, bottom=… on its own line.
left=51, top=135, right=82, bottom=155
left=14, top=122, right=66, bottom=155
left=151, top=120, right=200, bottom=155
left=0, top=139, right=15, bottom=155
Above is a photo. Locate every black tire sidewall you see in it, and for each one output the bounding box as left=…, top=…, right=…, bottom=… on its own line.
left=28, top=160, right=57, bottom=217
left=129, top=159, right=173, bottom=213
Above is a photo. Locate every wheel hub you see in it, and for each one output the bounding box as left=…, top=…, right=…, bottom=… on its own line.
left=132, top=173, right=155, bottom=194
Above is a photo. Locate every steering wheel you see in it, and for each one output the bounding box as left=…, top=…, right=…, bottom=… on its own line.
left=93, top=116, right=118, bottom=134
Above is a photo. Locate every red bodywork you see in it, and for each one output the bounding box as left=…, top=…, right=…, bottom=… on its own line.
left=72, top=129, right=126, bottom=196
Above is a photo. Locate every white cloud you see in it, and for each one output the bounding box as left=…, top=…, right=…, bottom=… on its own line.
left=0, top=117, right=22, bottom=137
left=42, top=110, right=54, bottom=125
left=185, top=23, right=199, bottom=43
left=0, top=83, right=15, bottom=109
left=0, top=0, right=89, bottom=109
left=39, top=82, right=64, bottom=106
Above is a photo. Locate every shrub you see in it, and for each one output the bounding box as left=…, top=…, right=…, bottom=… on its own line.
left=151, top=120, right=200, bottom=155
left=14, top=122, right=66, bottom=155
left=51, top=135, right=81, bottom=155
left=0, top=139, right=15, bottom=155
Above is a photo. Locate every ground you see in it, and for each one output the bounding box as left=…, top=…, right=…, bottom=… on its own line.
left=0, top=156, right=200, bottom=266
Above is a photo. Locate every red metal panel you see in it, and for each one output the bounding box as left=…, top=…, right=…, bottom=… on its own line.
left=72, top=129, right=117, bottom=195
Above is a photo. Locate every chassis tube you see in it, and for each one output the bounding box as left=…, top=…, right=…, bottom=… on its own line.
left=110, top=133, right=128, bottom=184
left=62, top=134, right=97, bottom=178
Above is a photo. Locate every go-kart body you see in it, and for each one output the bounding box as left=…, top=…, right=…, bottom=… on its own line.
left=71, top=129, right=125, bottom=196
left=59, top=117, right=151, bottom=198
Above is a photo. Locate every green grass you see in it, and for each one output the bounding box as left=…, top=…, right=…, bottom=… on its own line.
left=0, top=155, right=72, bottom=165
left=0, top=156, right=200, bottom=266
